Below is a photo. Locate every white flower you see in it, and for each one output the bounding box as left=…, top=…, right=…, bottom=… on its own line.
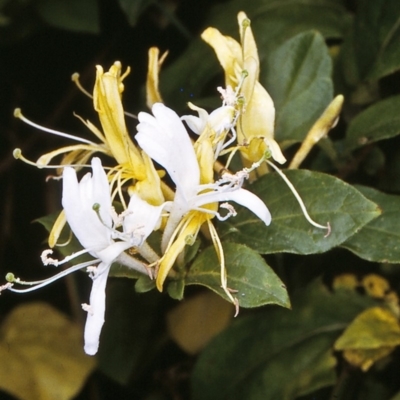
left=136, top=103, right=271, bottom=296
left=181, top=102, right=235, bottom=136
left=137, top=103, right=270, bottom=238
left=62, top=157, right=160, bottom=355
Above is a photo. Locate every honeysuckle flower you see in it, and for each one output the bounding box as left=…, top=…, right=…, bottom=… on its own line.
left=14, top=62, right=164, bottom=203
left=3, top=157, right=164, bottom=355
left=136, top=103, right=271, bottom=306
left=64, top=157, right=152, bottom=355
left=14, top=61, right=165, bottom=247
left=201, top=11, right=286, bottom=165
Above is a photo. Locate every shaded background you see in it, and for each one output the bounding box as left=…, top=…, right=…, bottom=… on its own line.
left=2, top=0, right=400, bottom=399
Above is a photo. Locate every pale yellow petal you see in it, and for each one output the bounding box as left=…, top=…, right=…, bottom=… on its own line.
left=156, top=213, right=204, bottom=291
left=36, top=144, right=109, bottom=167
left=146, top=47, right=168, bottom=108
left=48, top=211, right=66, bottom=248
left=93, top=62, right=145, bottom=178
left=201, top=27, right=242, bottom=88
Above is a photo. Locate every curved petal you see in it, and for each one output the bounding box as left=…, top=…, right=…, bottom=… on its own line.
left=194, top=188, right=271, bottom=225
left=83, top=262, right=110, bottom=355
left=62, top=157, right=112, bottom=255
left=96, top=241, right=132, bottom=265
left=136, top=103, right=200, bottom=194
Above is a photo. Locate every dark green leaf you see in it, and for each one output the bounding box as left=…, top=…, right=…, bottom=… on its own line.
left=167, top=278, right=185, bottom=301
left=345, top=95, right=400, bottom=150
left=118, top=0, right=153, bottom=27
left=353, top=0, right=400, bottom=80
left=186, top=242, right=290, bottom=309
left=218, top=170, right=380, bottom=254
left=37, top=0, right=99, bottom=34
left=342, top=186, right=400, bottom=263
left=264, top=31, right=333, bottom=143
left=191, top=280, right=377, bottom=400
left=135, top=274, right=156, bottom=293
left=160, top=0, right=349, bottom=110
left=98, top=280, right=162, bottom=385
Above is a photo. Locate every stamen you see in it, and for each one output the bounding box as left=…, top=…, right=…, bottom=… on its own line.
left=71, top=73, right=93, bottom=98
left=86, top=266, right=98, bottom=278
left=41, top=248, right=91, bottom=267
left=41, top=249, right=58, bottom=265
left=81, top=303, right=94, bottom=315
left=6, top=259, right=96, bottom=293
left=266, top=160, right=331, bottom=234
left=207, top=220, right=239, bottom=314
left=0, top=282, right=13, bottom=293
left=219, top=203, right=237, bottom=219
left=14, top=108, right=95, bottom=145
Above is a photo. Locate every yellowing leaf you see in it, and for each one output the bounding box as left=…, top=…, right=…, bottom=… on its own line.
left=332, top=274, right=359, bottom=291
left=166, top=291, right=233, bottom=354
left=362, top=274, right=390, bottom=299
left=0, top=302, right=96, bottom=400
left=334, top=307, right=400, bottom=371
left=343, top=347, right=394, bottom=372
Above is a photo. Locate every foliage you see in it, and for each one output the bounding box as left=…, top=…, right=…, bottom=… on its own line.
left=1, top=0, right=400, bottom=399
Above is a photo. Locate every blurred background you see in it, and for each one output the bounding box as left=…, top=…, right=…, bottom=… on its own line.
left=2, top=0, right=400, bottom=399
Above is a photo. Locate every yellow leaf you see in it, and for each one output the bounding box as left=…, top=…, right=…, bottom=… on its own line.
left=343, top=347, right=394, bottom=372
left=334, top=307, right=400, bottom=371
left=0, top=302, right=96, bottom=400
left=362, top=274, right=390, bottom=299
left=166, top=291, right=233, bottom=354
left=332, top=273, right=359, bottom=291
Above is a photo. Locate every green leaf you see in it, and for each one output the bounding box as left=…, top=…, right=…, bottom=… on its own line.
left=345, top=95, right=400, bottom=150
left=167, top=278, right=185, bottom=301
left=117, top=0, right=153, bottom=27
left=37, top=0, right=100, bottom=34
left=218, top=170, right=380, bottom=254
left=160, top=0, right=349, bottom=109
left=264, top=31, right=333, bottom=143
left=135, top=274, right=156, bottom=292
left=342, top=186, right=400, bottom=263
left=186, top=242, right=290, bottom=309
left=353, top=0, right=400, bottom=80
left=191, top=280, right=377, bottom=400
left=98, top=280, right=162, bottom=385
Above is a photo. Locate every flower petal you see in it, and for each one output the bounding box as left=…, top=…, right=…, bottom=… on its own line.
left=123, top=193, right=167, bottom=246
left=194, top=188, right=271, bottom=225
left=62, top=157, right=112, bottom=255
left=83, top=262, right=110, bottom=355
left=136, top=103, right=200, bottom=194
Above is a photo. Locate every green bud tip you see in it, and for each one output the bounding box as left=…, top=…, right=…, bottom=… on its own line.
left=184, top=234, right=195, bottom=246
left=241, top=70, right=249, bottom=78
left=6, top=273, right=15, bottom=282
left=92, top=203, right=101, bottom=212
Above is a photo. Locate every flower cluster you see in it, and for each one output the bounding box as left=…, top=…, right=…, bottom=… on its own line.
left=2, top=12, right=330, bottom=355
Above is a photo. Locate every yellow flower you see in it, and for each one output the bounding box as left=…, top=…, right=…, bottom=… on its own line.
left=201, top=11, right=286, bottom=165
left=14, top=62, right=165, bottom=246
